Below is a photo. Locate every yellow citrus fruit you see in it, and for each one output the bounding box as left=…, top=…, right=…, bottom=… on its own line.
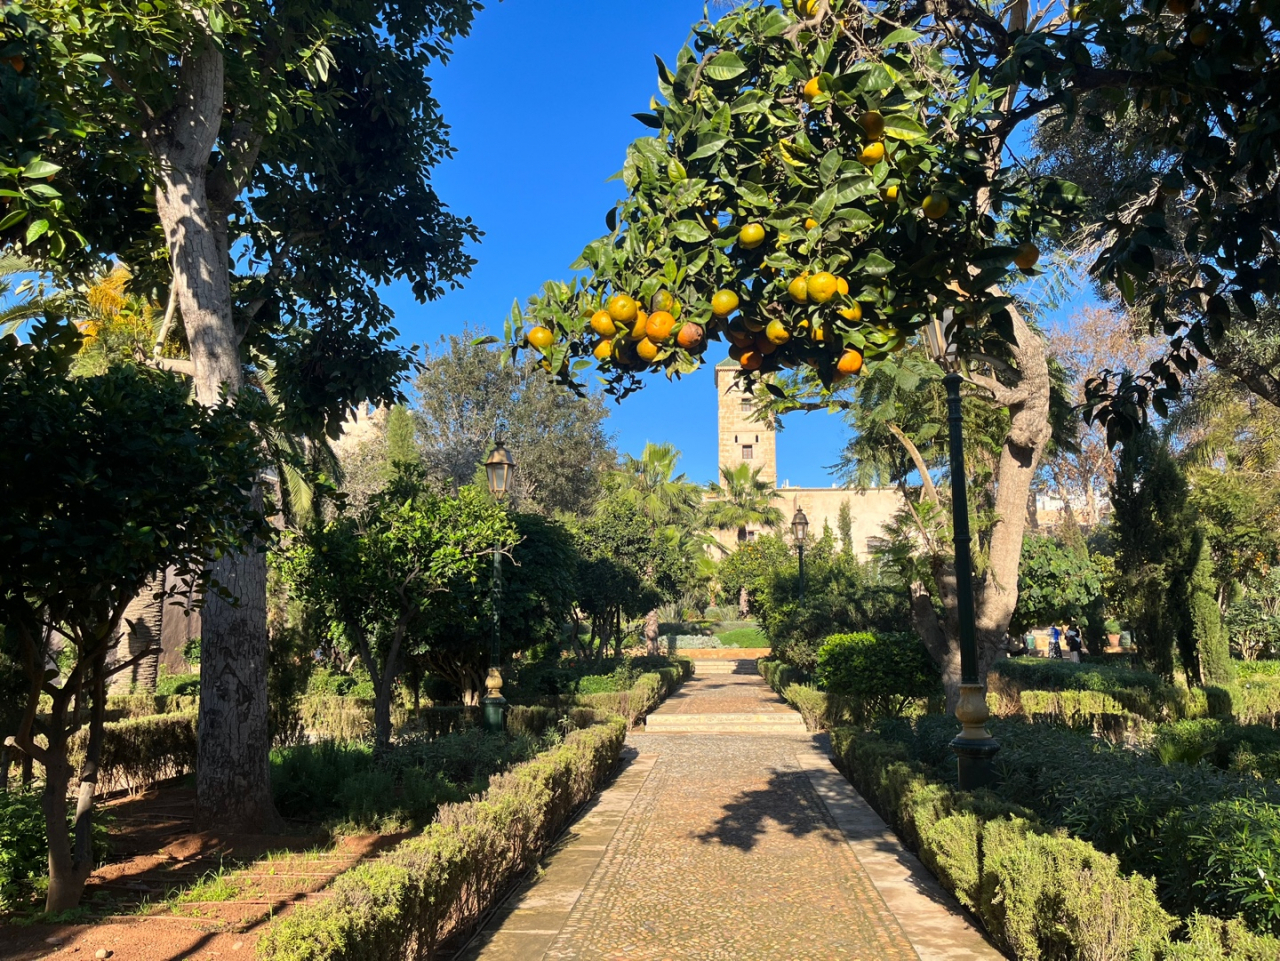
left=677, top=322, right=706, bottom=350
left=607, top=293, right=638, bottom=323
left=812, top=323, right=826, bottom=343
left=837, top=349, right=865, bottom=376
left=593, top=340, right=612, bottom=361
left=711, top=290, right=740, bottom=317
left=807, top=272, right=839, bottom=304
left=802, top=77, right=822, bottom=104
left=739, top=223, right=766, bottom=249
left=651, top=289, right=676, bottom=312
left=1013, top=242, right=1041, bottom=270
left=740, top=349, right=764, bottom=371
left=636, top=338, right=661, bottom=363
left=836, top=277, right=850, bottom=296
left=527, top=326, right=554, bottom=351
left=628, top=310, right=649, bottom=341
left=805, top=217, right=819, bottom=231
left=922, top=191, right=950, bottom=220
left=787, top=276, right=809, bottom=304
left=765, top=319, right=791, bottom=345
left=795, top=0, right=819, bottom=14
left=859, top=110, right=886, bottom=140
left=882, top=185, right=900, bottom=202
left=590, top=310, right=617, bottom=337
left=858, top=142, right=886, bottom=166
left=1069, top=3, right=1088, bottom=19
left=1189, top=22, right=1212, bottom=45
left=838, top=302, right=863, bottom=323
left=646, top=310, right=676, bottom=342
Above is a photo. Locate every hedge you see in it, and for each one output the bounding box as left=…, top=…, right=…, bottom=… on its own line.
left=104, top=693, right=198, bottom=720
left=571, top=662, right=691, bottom=727
left=831, top=724, right=1280, bottom=959
left=69, top=712, right=197, bottom=795
left=255, top=718, right=627, bottom=961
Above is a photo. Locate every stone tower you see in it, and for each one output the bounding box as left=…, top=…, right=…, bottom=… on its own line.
left=715, top=360, right=777, bottom=487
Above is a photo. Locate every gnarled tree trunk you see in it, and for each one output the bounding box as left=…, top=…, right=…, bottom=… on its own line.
left=148, top=19, right=278, bottom=832
left=108, top=571, right=166, bottom=695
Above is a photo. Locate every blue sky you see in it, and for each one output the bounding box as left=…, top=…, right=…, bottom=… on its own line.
left=380, top=0, right=855, bottom=487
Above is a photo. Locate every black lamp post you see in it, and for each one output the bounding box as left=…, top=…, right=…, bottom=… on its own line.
left=791, top=505, right=809, bottom=600
left=923, top=311, right=1000, bottom=790
left=482, top=437, right=515, bottom=733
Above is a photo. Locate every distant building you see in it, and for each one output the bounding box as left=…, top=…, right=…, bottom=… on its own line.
left=709, top=360, right=902, bottom=557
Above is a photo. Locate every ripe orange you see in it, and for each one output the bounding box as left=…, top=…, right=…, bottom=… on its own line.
left=646, top=310, right=676, bottom=342
left=802, top=77, right=822, bottom=104
left=787, top=276, right=809, bottom=304
left=5, top=55, right=24, bottom=73
left=677, top=322, right=706, bottom=350
left=807, top=272, right=839, bottom=304
left=711, top=290, right=740, bottom=317
left=1188, top=22, right=1212, bottom=45
left=859, top=110, right=886, bottom=140
left=837, top=349, right=864, bottom=376
left=651, top=289, right=676, bottom=312
left=739, top=349, right=764, bottom=371
left=838, top=302, right=863, bottom=322
left=636, top=338, right=661, bottom=362
left=858, top=142, right=886, bottom=166
left=765, top=319, right=791, bottom=345
left=756, top=333, right=778, bottom=355
left=804, top=217, right=819, bottom=231
left=629, top=310, right=649, bottom=341
left=739, top=223, right=766, bottom=249
left=527, top=326, right=554, bottom=351
left=728, top=343, right=746, bottom=362
left=882, top=185, right=900, bottom=202
left=836, top=277, right=850, bottom=296
left=922, top=191, right=950, bottom=220
left=795, top=0, right=819, bottom=14
left=607, top=293, right=638, bottom=323
left=726, top=326, right=755, bottom=348
left=593, top=340, right=612, bottom=361
left=1013, top=242, right=1041, bottom=270
left=812, top=323, right=826, bottom=343
left=590, top=310, right=617, bottom=336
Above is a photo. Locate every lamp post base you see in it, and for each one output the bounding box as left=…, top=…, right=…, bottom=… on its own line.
left=482, top=667, right=506, bottom=733
left=951, top=682, right=1000, bottom=791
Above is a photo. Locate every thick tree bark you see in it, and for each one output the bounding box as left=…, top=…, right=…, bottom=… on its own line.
left=108, top=571, right=165, bottom=695
left=644, top=609, right=661, bottom=656
left=147, top=22, right=279, bottom=832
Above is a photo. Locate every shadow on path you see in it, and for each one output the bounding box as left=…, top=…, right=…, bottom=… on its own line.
left=694, top=769, right=843, bottom=852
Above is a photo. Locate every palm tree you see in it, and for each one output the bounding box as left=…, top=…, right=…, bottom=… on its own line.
left=704, top=463, right=784, bottom=547
left=1, top=252, right=63, bottom=336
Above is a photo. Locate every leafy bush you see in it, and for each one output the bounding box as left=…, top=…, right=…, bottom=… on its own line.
left=815, top=631, right=940, bottom=719
left=0, top=787, right=108, bottom=910
left=576, top=664, right=639, bottom=695
left=154, top=669, right=200, bottom=697
left=256, top=719, right=626, bottom=961
left=69, top=713, right=197, bottom=794
left=781, top=684, right=839, bottom=731
left=757, top=658, right=811, bottom=694
left=830, top=725, right=1177, bottom=960
left=306, top=666, right=376, bottom=699
left=104, top=694, right=198, bottom=720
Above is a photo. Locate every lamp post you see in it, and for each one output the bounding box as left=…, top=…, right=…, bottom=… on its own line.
left=791, top=506, right=809, bottom=600
left=923, top=312, right=1000, bottom=790
left=482, top=437, right=515, bottom=733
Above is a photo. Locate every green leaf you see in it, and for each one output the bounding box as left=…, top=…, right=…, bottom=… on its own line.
left=22, top=160, right=61, bottom=179
left=704, top=52, right=747, bottom=82
left=25, top=219, right=49, bottom=243
left=854, top=250, right=895, bottom=276
left=737, top=181, right=770, bottom=207
left=882, top=27, right=923, bottom=44
left=0, top=209, right=26, bottom=231
left=670, top=220, right=710, bottom=243
left=882, top=115, right=928, bottom=141
left=687, top=133, right=730, bottom=160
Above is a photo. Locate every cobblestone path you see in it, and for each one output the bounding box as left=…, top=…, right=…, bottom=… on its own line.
left=456, top=669, right=1002, bottom=961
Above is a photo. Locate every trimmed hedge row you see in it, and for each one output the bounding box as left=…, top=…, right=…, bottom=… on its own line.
left=831, top=725, right=1280, bottom=960
left=69, top=712, right=197, bottom=794
left=758, top=658, right=849, bottom=731
left=255, top=718, right=627, bottom=961
left=571, top=662, right=692, bottom=727
left=104, top=693, right=198, bottom=721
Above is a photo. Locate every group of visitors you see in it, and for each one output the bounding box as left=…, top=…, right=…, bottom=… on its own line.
left=1005, top=624, right=1084, bottom=661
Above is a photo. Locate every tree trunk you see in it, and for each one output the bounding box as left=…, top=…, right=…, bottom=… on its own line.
left=373, top=678, right=394, bottom=752
left=108, top=571, right=166, bottom=695
left=41, top=685, right=93, bottom=913
left=644, top=609, right=661, bottom=657
left=739, top=585, right=750, bottom=618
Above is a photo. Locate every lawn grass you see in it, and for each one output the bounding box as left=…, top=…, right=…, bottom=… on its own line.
left=716, top=627, right=769, bottom=648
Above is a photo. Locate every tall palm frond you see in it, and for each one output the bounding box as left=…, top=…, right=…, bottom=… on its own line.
left=0, top=252, right=62, bottom=336
left=608, top=441, right=701, bottom=528
left=255, top=363, right=344, bottom=528
left=703, top=462, right=784, bottom=545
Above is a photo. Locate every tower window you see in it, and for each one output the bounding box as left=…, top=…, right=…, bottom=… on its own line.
left=741, top=397, right=752, bottom=412
left=742, top=445, right=753, bottom=460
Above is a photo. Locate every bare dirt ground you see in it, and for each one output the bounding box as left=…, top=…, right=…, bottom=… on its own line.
left=1, top=784, right=406, bottom=961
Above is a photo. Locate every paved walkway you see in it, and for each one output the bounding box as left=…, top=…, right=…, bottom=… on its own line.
left=455, top=668, right=1003, bottom=961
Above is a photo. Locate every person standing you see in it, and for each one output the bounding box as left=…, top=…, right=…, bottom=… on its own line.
left=1066, top=624, right=1083, bottom=663
left=1049, top=624, right=1063, bottom=660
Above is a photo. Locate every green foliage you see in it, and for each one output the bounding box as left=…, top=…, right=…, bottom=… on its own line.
left=716, top=626, right=769, bottom=648
left=255, top=720, right=626, bottom=961
left=1191, top=532, right=1235, bottom=686
left=781, top=683, right=845, bottom=732
left=815, top=631, right=940, bottom=719
left=717, top=534, right=791, bottom=615
left=67, top=713, right=197, bottom=795
left=0, top=786, right=108, bottom=911
left=103, top=694, right=198, bottom=721
left=155, top=670, right=200, bottom=697
left=576, top=665, right=640, bottom=696
left=702, top=463, right=784, bottom=542
left=1011, top=534, right=1104, bottom=636
left=384, top=405, right=418, bottom=468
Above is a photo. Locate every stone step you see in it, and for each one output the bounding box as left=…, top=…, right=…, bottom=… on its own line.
left=644, top=712, right=809, bottom=734
left=690, top=660, right=757, bottom=675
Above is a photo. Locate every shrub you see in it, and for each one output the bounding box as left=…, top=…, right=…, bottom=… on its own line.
left=0, top=786, right=108, bottom=910
left=782, top=684, right=844, bottom=731
left=757, top=658, right=810, bottom=694
left=69, top=713, right=197, bottom=794
left=576, top=664, right=639, bottom=695
left=298, top=695, right=374, bottom=742
left=256, top=719, right=626, bottom=961
left=815, top=631, right=940, bottom=719
left=104, top=694, right=198, bottom=720
left=155, top=670, right=200, bottom=696
left=1161, top=915, right=1280, bottom=960
left=716, top=627, right=769, bottom=648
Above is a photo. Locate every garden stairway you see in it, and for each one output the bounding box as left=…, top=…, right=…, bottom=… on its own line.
left=642, top=663, right=808, bottom=734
